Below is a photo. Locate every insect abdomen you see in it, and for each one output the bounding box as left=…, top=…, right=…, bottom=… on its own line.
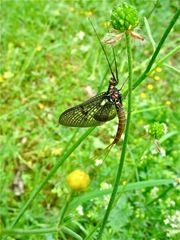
left=113, top=106, right=126, bottom=144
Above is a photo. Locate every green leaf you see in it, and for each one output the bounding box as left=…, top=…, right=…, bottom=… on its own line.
left=69, top=179, right=175, bottom=210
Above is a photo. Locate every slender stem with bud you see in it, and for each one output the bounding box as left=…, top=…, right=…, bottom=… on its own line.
left=97, top=32, right=133, bottom=239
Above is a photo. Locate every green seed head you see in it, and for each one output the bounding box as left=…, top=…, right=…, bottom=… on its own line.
left=148, top=122, right=167, bottom=139
left=111, top=2, right=139, bottom=32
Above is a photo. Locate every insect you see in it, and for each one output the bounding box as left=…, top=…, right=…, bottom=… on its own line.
left=59, top=21, right=126, bottom=145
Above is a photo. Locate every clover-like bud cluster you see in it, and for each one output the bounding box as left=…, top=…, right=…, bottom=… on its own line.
left=111, top=2, right=139, bottom=32
left=149, top=122, right=167, bottom=139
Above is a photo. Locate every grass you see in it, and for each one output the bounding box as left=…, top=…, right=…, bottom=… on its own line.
left=0, top=0, right=179, bottom=239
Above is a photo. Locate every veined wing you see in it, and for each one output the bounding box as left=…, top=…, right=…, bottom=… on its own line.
left=59, top=92, right=116, bottom=127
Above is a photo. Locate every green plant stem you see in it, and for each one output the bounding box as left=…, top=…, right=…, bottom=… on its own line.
left=2, top=228, right=60, bottom=235
left=164, top=63, right=180, bottom=74
left=146, top=0, right=160, bottom=19
left=123, top=8, right=180, bottom=97
left=96, top=32, right=133, bottom=239
left=58, top=192, right=72, bottom=225
left=153, top=45, right=180, bottom=69
left=146, top=185, right=173, bottom=206
left=144, top=17, right=156, bottom=51
left=2, top=226, right=82, bottom=240
left=11, top=127, right=95, bottom=228
left=62, top=226, right=83, bottom=240
left=70, top=179, right=174, bottom=211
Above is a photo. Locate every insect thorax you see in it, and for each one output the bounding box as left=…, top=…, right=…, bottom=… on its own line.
left=107, top=87, right=122, bottom=105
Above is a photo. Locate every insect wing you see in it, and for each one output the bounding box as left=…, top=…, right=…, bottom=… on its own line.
left=59, top=92, right=116, bottom=127
left=94, top=99, right=116, bottom=122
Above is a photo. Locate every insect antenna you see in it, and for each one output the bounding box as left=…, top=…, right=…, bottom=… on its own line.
left=119, top=78, right=128, bottom=91
left=112, top=47, right=119, bottom=84
left=88, top=18, right=117, bottom=82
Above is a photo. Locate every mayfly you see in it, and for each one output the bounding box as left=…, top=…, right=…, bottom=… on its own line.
left=59, top=21, right=126, bottom=145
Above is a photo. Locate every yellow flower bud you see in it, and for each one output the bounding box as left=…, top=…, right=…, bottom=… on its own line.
left=35, top=45, right=42, bottom=52
left=51, top=148, right=61, bottom=156
left=67, top=170, right=90, bottom=192
left=147, top=84, right=154, bottom=90
left=122, top=180, right=127, bottom=185
left=154, top=76, right=160, bottom=81
left=86, top=11, right=93, bottom=17
left=38, top=103, right=45, bottom=109
left=3, top=71, right=14, bottom=79
left=165, top=100, right=171, bottom=106
left=0, top=75, right=4, bottom=82
left=156, top=67, right=162, bottom=72
left=140, top=92, right=146, bottom=99
left=149, top=70, right=155, bottom=77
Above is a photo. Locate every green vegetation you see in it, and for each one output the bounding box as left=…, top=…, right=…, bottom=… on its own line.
left=0, top=0, right=179, bottom=239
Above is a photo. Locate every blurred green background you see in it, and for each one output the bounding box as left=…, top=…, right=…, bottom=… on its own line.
left=0, top=0, right=179, bottom=239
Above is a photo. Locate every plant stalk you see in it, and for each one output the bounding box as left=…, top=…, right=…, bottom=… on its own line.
left=123, top=7, right=180, bottom=97
left=1, top=226, right=82, bottom=240
left=96, top=32, right=133, bottom=239
left=58, top=193, right=72, bottom=225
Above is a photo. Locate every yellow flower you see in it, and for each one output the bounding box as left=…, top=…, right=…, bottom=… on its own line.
left=122, top=180, right=127, bottom=185
left=154, top=75, right=160, bottom=81
left=0, top=75, right=4, bottom=82
left=156, top=67, right=162, bottom=73
left=38, top=103, right=45, bottom=109
left=140, top=92, right=146, bottom=99
left=51, top=148, right=61, bottom=156
left=177, top=178, right=180, bottom=184
left=3, top=71, right=14, bottom=79
left=147, top=84, right=154, bottom=90
left=20, top=42, right=26, bottom=47
left=149, top=70, right=155, bottom=77
left=165, top=100, right=171, bottom=106
left=67, top=169, right=90, bottom=192
left=86, top=11, right=93, bottom=16
left=101, top=21, right=110, bottom=27
left=35, top=45, right=42, bottom=52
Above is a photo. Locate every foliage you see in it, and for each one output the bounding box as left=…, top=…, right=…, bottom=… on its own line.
left=0, top=0, right=179, bottom=239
